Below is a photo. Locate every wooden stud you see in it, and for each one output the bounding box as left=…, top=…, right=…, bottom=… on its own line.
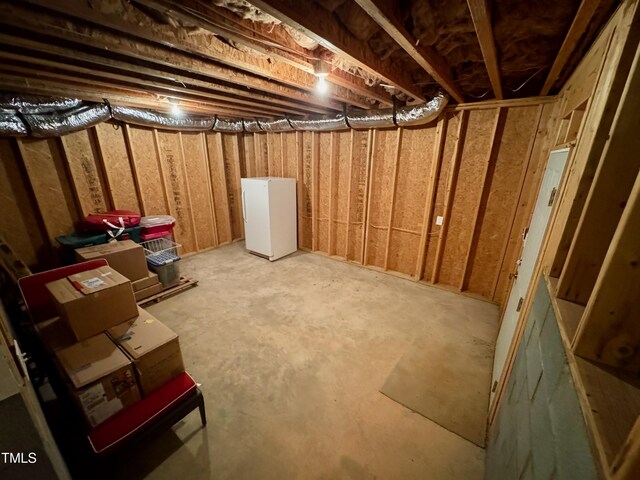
left=345, top=129, right=355, bottom=259
left=232, top=133, right=245, bottom=238
left=312, top=132, right=319, bottom=252
left=178, top=132, right=199, bottom=251
left=328, top=132, right=336, bottom=256
left=384, top=128, right=403, bottom=270
left=415, top=117, right=447, bottom=280
left=460, top=108, right=504, bottom=291
left=216, top=133, right=234, bottom=240
left=122, top=124, right=146, bottom=216
left=467, top=0, right=503, bottom=99
left=296, top=131, right=304, bottom=247
left=362, top=129, right=377, bottom=265
left=573, top=168, right=640, bottom=370
left=431, top=110, right=469, bottom=284
left=90, top=128, right=116, bottom=210
left=201, top=132, right=219, bottom=246
left=280, top=133, right=285, bottom=178
left=541, top=0, right=604, bottom=95
left=152, top=129, right=171, bottom=213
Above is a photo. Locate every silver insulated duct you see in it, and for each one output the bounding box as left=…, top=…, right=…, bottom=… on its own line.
left=24, top=104, right=111, bottom=138
left=112, top=106, right=214, bottom=131
left=0, top=91, right=448, bottom=137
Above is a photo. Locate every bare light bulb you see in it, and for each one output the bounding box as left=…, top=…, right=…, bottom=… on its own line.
left=171, top=103, right=183, bottom=116
left=316, top=76, right=328, bottom=94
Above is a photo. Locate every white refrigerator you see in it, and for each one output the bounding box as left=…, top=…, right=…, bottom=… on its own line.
left=241, top=177, right=297, bottom=261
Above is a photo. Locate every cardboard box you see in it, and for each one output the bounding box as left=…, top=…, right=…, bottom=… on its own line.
left=56, top=333, right=140, bottom=427
left=131, top=271, right=160, bottom=292
left=108, top=307, right=184, bottom=396
left=34, top=317, right=75, bottom=354
left=46, top=266, right=138, bottom=341
left=134, top=282, right=164, bottom=302
left=75, top=240, right=148, bottom=282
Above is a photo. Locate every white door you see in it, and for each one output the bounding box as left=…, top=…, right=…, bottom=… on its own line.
left=490, top=148, right=570, bottom=407
left=241, top=179, right=272, bottom=256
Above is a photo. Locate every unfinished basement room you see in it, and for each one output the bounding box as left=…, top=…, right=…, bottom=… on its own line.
left=1, top=0, right=640, bottom=479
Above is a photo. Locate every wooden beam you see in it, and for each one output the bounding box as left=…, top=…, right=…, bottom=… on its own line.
left=573, top=168, right=640, bottom=371
left=135, top=0, right=392, bottom=106
left=250, top=0, right=425, bottom=101
left=201, top=132, right=219, bottom=246
left=311, top=132, right=319, bottom=252
left=557, top=45, right=640, bottom=305
left=362, top=129, right=377, bottom=265
left=467, top=0, right=503, bottom=99
left=431, top=111, right=469, bottom=284
left=344, top=129, right=355, bottom=259
left=0, top=2, right=345, bottom=113
left=17, top=0, right=376, bottom=109
left=354, top=0, right=464, bottom=103
left=541, top=0, right=603, bottom=95
left=415, top=117, right=447, bottom=280
left=328, top=132, right=336, bottom=256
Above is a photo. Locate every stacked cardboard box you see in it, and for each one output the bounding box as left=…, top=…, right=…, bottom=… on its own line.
left=38, top=265, right=185, bottom=428
left=75, top=240, right=164, bottom=302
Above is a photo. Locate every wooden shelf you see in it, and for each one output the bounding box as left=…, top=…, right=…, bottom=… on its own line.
left=546, top=275, right=640, bottom=477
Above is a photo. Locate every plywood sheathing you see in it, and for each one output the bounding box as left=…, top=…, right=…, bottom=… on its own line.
left=2, top=96, right=555, bottom=305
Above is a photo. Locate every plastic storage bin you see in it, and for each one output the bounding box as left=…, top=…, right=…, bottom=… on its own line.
left=140, top=215, right=175, bottom=235
left=140, top=237, right=181, bottom=288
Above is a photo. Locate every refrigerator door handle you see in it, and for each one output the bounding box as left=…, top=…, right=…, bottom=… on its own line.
left=242, top=189, right=247, bottom=223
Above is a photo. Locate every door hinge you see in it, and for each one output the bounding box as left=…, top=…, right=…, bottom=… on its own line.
left=516, top=297, right=524, bottom=312
left=548, top=187, right=557, bottom=206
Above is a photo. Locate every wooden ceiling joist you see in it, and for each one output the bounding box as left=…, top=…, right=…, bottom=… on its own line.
left=0, top=3, right=350, bottom=117
left=134, top=0, right=393, bottom=106
left=353, top=0, right=465, bottom=103
left=467, top=0, right=503, bottom=99
left=249, top=0, right=426, bottom=101
left=18, top=0, right=382, bottom=109
left=541, top=0, right=603, bottom=95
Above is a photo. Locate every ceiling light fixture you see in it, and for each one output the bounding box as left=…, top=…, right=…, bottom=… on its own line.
left=168, top=98, right=183, bottom=117
left=314, top=60, right=330, bottom=95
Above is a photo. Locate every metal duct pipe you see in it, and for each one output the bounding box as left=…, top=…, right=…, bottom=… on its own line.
left=25, top=105, right=111, bottom=137
left=289, top=113, right=349, bottom=132
left=395, top=91, right=448, bottom=127
left=242, top=119, right=262, bottom=133
left=257, top=118, right=293, bottom=132
left=0, top=111, right=27, bottom=136
left=0, top=94, right=82, bottom=113
left=346, top=107, right=395, bottom=129
left=213, top=117, right=243, bottom=133
left=112, top=106, right=214, bottom=131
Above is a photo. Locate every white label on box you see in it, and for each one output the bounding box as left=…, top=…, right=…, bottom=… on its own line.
left=81, top=277, right=106, bottom=289
left=78, top=383, right=123, bottom=426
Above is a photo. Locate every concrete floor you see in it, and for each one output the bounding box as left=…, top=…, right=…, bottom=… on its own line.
left=124, top=242, right=498, bottom=480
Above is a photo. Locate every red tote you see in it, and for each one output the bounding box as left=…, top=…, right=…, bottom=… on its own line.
left=80, top=210, right=141, bottom=237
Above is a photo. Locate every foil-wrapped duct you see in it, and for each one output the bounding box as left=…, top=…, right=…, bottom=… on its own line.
left=346, top=107, right=395, bottom=129
left=24, top=105, right=111, bottom=138
left=289, top=113, right=349, bottom=132
left=243, top=119, right=262, bottom=132
left=213, top=117, right=243, bottom=133
left=0, top=95, right=82, bottom=113
left=257, top=118, right=293, bottom=132
left=112, top=106, right=214, bottom=131
left=395, top=91, right=448, bottom=127
left=0, top=111, right=27, bottom=136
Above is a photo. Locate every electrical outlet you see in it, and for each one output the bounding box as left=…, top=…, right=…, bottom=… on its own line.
left=436, top=216, right=443, bottom=226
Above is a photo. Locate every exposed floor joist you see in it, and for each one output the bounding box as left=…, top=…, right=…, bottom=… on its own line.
left=467, top=0, right=503, bottom=100
left=541, top=0, right=603, bottom=95
left=133, top=0, right=393, bottom=106
left=353, top=0, right=465, bottom=104
left=8, top=0, right=376, bottom=114
left=249, top=0, right=426, bottom=101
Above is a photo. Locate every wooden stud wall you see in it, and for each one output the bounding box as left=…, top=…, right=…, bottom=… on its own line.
left=1, top=98, right=555, bottom=305
left=240, top=99, right=556, bottom=305
left=0, top=122, right=243, bottom=269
